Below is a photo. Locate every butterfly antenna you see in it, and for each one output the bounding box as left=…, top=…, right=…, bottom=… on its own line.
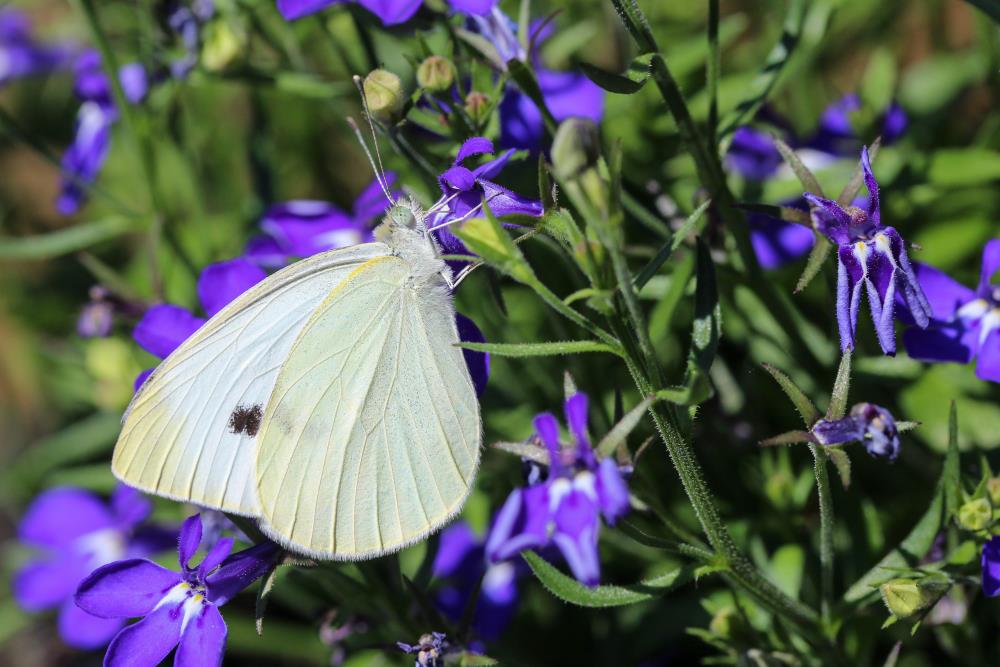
left=352, top=75, right=393, bottom=203
left=346, top=117, right=394, bottom=205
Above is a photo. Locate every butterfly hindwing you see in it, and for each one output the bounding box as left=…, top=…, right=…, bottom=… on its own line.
left=112, top=243, right=390, bottom=516
left=255, top=255, right=481, bottom=558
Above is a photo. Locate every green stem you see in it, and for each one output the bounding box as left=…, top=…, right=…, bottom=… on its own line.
left=707, top=0, right=720, bottom=147
left=810, top=444, right=834, bottom=623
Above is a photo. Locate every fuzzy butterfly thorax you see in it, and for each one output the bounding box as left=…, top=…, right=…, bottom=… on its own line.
left=375, top=198, right=452, bottom=288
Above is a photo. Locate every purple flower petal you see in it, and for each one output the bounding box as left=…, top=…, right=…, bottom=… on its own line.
left=978, top=238, right=1000, bottom=295
left=111, top=485, right=152, bottom=529
left=432, top=521, right=480, bottom=579
left=197, top=258, right=267, bottom=318
left=57, top=101, right=113, bottom=216
left=455, top=313, right=489, bottom=397
left=903, top=321, right=978, bottom=364
left=533, top=413, right=563, bottom=473
left=596, top=458, right=629, bottom=524
left=133, top=305, right=205, bottom=359
left=882, top=103, right=908, bottom=143
left=175, top=602, right=227, bottom=667
left=805, top=193, right=851, bottom=244
left=441, top=165, right=477, bottom=191
left=447, top=0, right=498, bottom=15
left=499, top=88, right=544, bottom=151
left=244, top=235, right=287, bottom=268
left=983, top=536, right=1000, bottom=597
left=726, top=127, right=782, bottom=181
left=749, top=217, right=814, bottom=269
left=197, top=538, right=234, bottom=580
left=550, top=483, right=600, bottom=587
left=261, top=200, right=368, bottom=257
left=471, top=149, right=512, bottom=181
left=18, top=487, right=115, bottom=549
left=58, top=598, right=125, bottom=649
left=537, top=68, right=604, bottom=125
left=14, top=554, right=90, bottom=611
left=119, top=63, right=149, bottom=105
left=484, top=485, right=551, bottom=562
left=358, top=0, right=423, bottom=25
left=178, top=515, right=203, bottom=571
left=975, top=327, right=1000, bottom=383
left=563, top=393, right=590, bottom=450
left=911, top=263, right=975, bottom=322
left=456, top=137, right=494, bottom=164
left=103, top=600, right=183, bottom=667
left=479, top=179, right=544, bottom=218
left=75, top=559, right=181, bottom=619
left=276, top=0, right=339, bottom=21
left=134, top=368, right=154, bottom=393
left=811, top=416, right=864, bottom=446
left=205, top=541, right=280, bottom=606
left=861, top=146, right=880, bottom=225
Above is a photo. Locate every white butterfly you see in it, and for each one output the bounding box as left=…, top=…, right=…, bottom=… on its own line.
left=113, top=181, right=484, bottom=559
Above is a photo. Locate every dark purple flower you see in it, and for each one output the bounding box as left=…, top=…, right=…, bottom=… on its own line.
left=804, top=147, right=930, bottom=355
left=0, top=9, right=73, bottom=85
left=13, top=486, right=170, bottom=649
left=455, top=313, right=489, bottom=396
left=808, top=94, right=908, bottom=156
left=902, top=240, right=1000, bottom=382
left=276, top=0, right=422, bottom=25
left=456, top=5, right=604, bottom=151
left=427, top=136, right=543, bottom=256
left=76, top=514, right=279, bottom=667
left=726, top=126, right=784, bottom=181
left=132, top=258, right=266, bottom=388
left=245, top=173, right=397, bottom=267
left=432, top=521, right=519, bottom=640
left=485, top=393, right=629, bottom=587
left=983, top=536, right=1000, bottom=597
left=398, top=631, right=451, bottom=667
left=811, top=402, right=901, bottom=460
left=747, top=198, right=816, bottom=270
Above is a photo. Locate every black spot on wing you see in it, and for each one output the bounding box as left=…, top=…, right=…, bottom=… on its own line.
left=228, top=404, right=263, bottom=436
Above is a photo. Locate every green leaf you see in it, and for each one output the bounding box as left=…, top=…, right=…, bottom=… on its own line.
left=828, top=448, right=852, bottom=489
left=842, top=402, right=961, bottom=604
left=793, top=234, right=831, bottom=294
left=596, top=396, right=655, bottom=459
left=457, top=340, right=621, bottom=357
left=759, top=430, right=813, bottom=447
left=761, top=365, right=821, bottom=427
left=837, top=138, right=882, bottom=206
left=738, top=203, right=811, bottom=227
left=633, top=199, right=711, bottom=290
left=927, top=148, right=1000, bottom=186
left=773, top=137, right=823, bottom=196
left=580, top=54, right=654, bottom=94
left=452, top=211, right=535, bottom=283
left=826, top=349, right=853, bottom=420
left=492, top=440, right=549, bottom=465
left=523, top=551, right=691, bottom=608
left=860, top=49, right=897, bottom=120
left=255, top=564, right=281, bottom=635
left=0, top=216, right=136, bottom=260
left=690, top=239, right=721, bottom=374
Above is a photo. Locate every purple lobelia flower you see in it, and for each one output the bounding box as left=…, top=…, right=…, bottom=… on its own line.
left=804, top=147, right=930, bottom=355
left=13, top=485, right=172, bottom=649
left=433, top=521, right=519, bottom=641
left=427, top=136, right=543, bottom=256
left=454, top=5, right=604, bottom=151
left=902, top=239, right=1000, bottom=382
left=76, top=514, right=280, bottom=667
left=808, top=93, right=908, bottom=157
left=983, top=536, right=1000, bottom=597
left=132, top=258, right=266, bottom=389
left=398, top=631, right=452, bottom=667
left=811, top=402, right=901, bottom=460
left=245, top=173, right=398, bottom=267
left=0, top=9, right=73, bottom=86
left=276, top=0, right=423, bottom=26
left=485, top=393, right=629, bottom=587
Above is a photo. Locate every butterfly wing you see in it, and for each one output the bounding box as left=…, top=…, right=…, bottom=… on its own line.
left=255, top=255, right=481, bottom=559
left=112, top=243, right=390, bottom=516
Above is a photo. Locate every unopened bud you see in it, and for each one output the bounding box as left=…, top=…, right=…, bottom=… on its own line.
left=364, top=69, right=405, bottom=123
left=958, top=497, right=992, bottom=532
left=416, top=56, right=455, bottom=93
left=879, top=577, right=949, bottom=619
left=201, top=21, right=246, bottom=72
left=464, top=91, right=489, bottom=122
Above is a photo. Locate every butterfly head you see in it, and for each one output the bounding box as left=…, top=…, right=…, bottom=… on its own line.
left=376, top=198, right=451, bottom=286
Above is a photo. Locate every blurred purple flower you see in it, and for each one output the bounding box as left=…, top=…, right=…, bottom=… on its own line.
left=485, top=393, right=629, bottom=587
left=246, top=173, right=397, bottom=267
left=0, top=9, right=73, bottom=85
left=804, top=147, right=930, bottom=355
left=276, top=0, right=423, bottom=26
left=902, top=239, right=1000, bottom=382
left=76, top=514, right=280, bottom=667
left=808, top=94, right=908, bottom=157
left=726, top=127, right=784, bottom=182
left=747, top=199, right=815, bottom=270
left=427, top=136, right=543, bottom=256
left=456, top=6, right=604, bottom=151
left=811, top=402, right=901, bottom=460
left=13, top=486, right=172, bottom=649
left=398, top=631, right=451, bottom=667
left=983, top=536, right=1000, bottom=597
left=432, top=522, right=519, bottom=641
left=132, top=258, right=266, bottom=389
left=164, top=0, right=215, bottom=78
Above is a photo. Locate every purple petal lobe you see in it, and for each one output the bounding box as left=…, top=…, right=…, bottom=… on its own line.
left=178, top=515, right=203, bottom=570
left=276, top=0, right=338, bottom=21
left=484, top=485, right=551, bottom=562
left=111, top=485, right=152, bottom=528
left=563, top=393, right=590, bottom=450
left=134, top=368, right=154, bottom=393
left=133, top=305, right=205, bottom=359
left=19, top=487, right=115, bottom=549
left=726, top=126, right=782, bottom=180
left=551, top=484, right=600, bottom=587
left=903, top=322, right=978, bottom=364
left=912, top=263, right=975, bottom=321
left=975, top=328, right=1000, bottom=383
left=206, top=541, right=280, bottom=606
left=244, top=235, right=287, bottom=268
left=456, top=137, right=494, bottom=164
left=978, top=238, right=1000, bottom=294
left=58, top=598, right=124, bottom=649
left=537, top=69, right=604, bottom=125
left=358, top=0, right=423, bottom=24
left=596, top=458, right=629, bottom=524
left=103, top=601, right=183, bottom=667
left=14, top=555, right=89, bottom=611
left=175, top=602, right=227, bottom=667
left=261, top=200, right=367, bottom=257
left=861, top=146, right=880, bottom=224
left=197, top=258, right=267, bottom=318
left=57, top=101, right=113, bottom=216
left=432, top=522, right=480, bottom=579
left=479, top=180, right=543, bottom=218
left=533, top=413, right=563, bottom=473
left=197, top=538, right=234, bottom=580
left=983, top=536, right=1000, bottom=597
left=447, top=0, right=498, bottom=15
left=75, top=559, right=181, bottom=618
left=441, top=166, right=477, bottom=191
left=456, top=313, right=489, bottom=397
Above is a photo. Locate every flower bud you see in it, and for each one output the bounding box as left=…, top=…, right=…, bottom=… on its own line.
left=201, top=20, right=246, bottom=72
left=957, top=497, right=992, bottom=531
left=987, top=477, right=1000, bottom=507
left=879, top=577, right=949, bottom=619
left=464, top=91, right=489, bottom=123
left=416, top=56, right=455, bottom=93
left=363, top=69, right=406, bottom=123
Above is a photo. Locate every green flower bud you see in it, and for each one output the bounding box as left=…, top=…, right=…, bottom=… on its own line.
left=464, top=91, right=490, bottom=123
left=987, top=477, right=1000, bottom=507
left=708, top=607, right=733, bottom=638
left=201, top=21, right=246, bottom=72
left=363, top=69, right=406, bottom=123
left=958, top=497, right=992, bottom=532
left=416, top=56, right=455, bottom=93
left=879, top=577, right=950, bottom=619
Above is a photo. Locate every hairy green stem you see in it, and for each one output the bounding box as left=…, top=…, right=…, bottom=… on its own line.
left=810, top=444, right=834, bottom=623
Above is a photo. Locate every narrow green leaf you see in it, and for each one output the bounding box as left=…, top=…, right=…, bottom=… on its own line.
left=454, top=28, right=505, bottom=69
left=453, top=210, right=534, bottom=283
left=826, top=349, right=853, bottom=420
left=759, top=430, right=813, bottom=447
left=517, top=0, right=531, bottom=51
left=457, top=340, right=620, bottom=357
left=596, top=396, right=655, bottom=458
left=255, top=565, right=281, bottom=635
left=633, top=199, right=710, bottom=290
left=580, top=54, right=654, bottom=94
left=492, top=440, right=549, bottom=464
left=794, top=233, right=832, bottom=293
left=828, top=448, right=852, bottom=489
left=523, top=551, right=691, bottom=608
left=761, top=364, right=821, bottom=427
left=738, top=203, right=811, bottom=227
left=0, top=217, right=136, bottom=260
left=690, top=239, right=721, bottom=374
left=773, top=136, right=823, bottom=196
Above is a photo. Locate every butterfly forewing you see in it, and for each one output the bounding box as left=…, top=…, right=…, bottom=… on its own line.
left=254, top=255, right=481, bottom=559
left=112, top=243, right=390, bottom=516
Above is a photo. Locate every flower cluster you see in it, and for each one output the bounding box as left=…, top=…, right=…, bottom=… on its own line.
left=485, top=393, right=630, bottom=586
